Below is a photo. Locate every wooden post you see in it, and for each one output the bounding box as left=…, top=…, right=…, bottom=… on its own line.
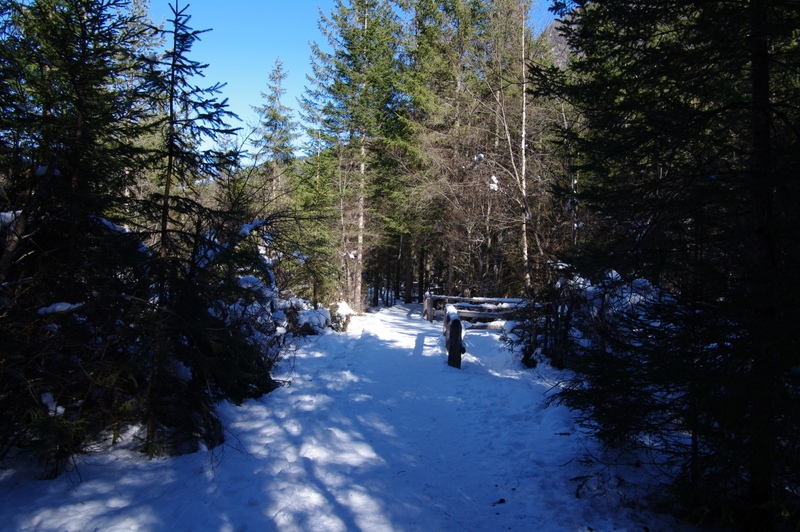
left=444, top=304, right=464, bottom=369
left=424, top=295, right=434, bottom=322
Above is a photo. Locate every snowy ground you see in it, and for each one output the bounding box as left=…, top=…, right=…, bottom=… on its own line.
left=0, top=304, right=699, bottom=531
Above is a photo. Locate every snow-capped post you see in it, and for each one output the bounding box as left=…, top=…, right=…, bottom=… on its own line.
left=443, top=304, right=464, bottom=369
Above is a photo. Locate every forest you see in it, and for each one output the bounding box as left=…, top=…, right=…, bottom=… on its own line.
left=1, top=0, right=799, bottom=530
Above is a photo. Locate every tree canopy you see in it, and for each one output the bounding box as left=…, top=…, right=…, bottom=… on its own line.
left=532, top=0, right=800, bottom=528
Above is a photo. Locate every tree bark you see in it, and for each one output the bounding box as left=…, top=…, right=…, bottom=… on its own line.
left=746, top=2, right=777, bottom=529
left=354, top=140, right=366, bottom=313
left=519, top=3, right=531, bottom=292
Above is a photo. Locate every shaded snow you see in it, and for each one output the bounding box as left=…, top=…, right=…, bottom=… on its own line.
left=297, top=308, right=331, bottom=331
left=239, top=219, right=269, bottom=237
left=0, top=304, right=698, bottom=531
left=0, top=211, right=21, bottom=228
left=36, top=302, right=84, bottom=315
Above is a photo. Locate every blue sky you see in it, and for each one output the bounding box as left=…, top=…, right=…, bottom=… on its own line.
left=150, top=0, right=338, bottom=132
left=150, top=1, right=555, bottom=137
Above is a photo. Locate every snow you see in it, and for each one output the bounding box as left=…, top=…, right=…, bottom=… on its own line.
left=36, top=302, right=84, bottom=315
left=445, top=303, right=460, bottom=323
left=39, top=393, right=65, bottom=417
left=239, top=219, right=269, bottom=237
left=0, top=210, right=21, bottom=228
left=297, top=308, right=331, bottom=331
left=0, top=304, right=697, bottom=532
left=238, top=275, right=266, bottom=291
left=34, top=165, right=60, bottom=177
left=333, top=301, right=354, bottom=318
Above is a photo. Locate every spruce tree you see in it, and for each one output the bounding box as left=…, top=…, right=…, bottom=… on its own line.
left=303, top=0, right=401, bottom=312
left=534, top=1, right=800, bottom=527
left=133, top=0, right=281, bottom=456
left=248, top=57, right=338, bottom=306
left=0, top=0, right=160, bottom=474
left=252, top=57, right=297, bottom=169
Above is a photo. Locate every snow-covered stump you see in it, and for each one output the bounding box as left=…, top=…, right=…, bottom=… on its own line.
left=443, top=304, right=464, bottom=369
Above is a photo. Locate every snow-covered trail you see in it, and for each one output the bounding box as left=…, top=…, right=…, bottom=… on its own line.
left=0, top=304, right=692, bottom=532
left=245, top=304, right=577, bottom=532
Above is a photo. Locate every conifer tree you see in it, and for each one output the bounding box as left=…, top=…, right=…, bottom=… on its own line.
left=534, top=1, right=800, bottom=526
left=249, top=57, right=297, bottom=204
left=247, top=57, right=338, bottom=306
left=393, top=0, right=490, bottom=296
left=252, top=58, right=297, bottom=168
left=0, top=0, right=160, bottom=474
left=133, top=0, right=281, bottom=455
left=303, top=0, right=401, bottom=312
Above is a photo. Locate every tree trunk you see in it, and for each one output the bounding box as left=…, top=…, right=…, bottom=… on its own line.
left=519, top=4, right=531, bottom=293
left=746, top=2, right=777, bottom=529
left=354, top=141, right=366, bottom=313
left=417, top=246, right=426, bottom=303
left=403, top=236, right=414, bottom=303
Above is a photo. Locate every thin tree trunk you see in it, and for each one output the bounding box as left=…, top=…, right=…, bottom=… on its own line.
left=520, top=4, right=531, bottom=293
left=405, top=242, right=415, bottom=303
left=354, top=140, right=365, bottom=313
left=417, top=246, right=426, bottom=303
left=746, top=2, right=777, bottom=528
left=149, top=7, right=180, bottom=449
left=159, top=19, right=179, bottom=304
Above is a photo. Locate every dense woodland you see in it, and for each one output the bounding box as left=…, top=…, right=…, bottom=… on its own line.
left=1, top=0, right=799, bottom=530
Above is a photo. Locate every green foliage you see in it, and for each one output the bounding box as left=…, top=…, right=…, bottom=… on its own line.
left=291, top=0, right=572, bottom=307
left=252, top=57, right=298, bottom=168
left=0, top=0, right=288, bottom=475
left=300, top=0, right=406, bottom=310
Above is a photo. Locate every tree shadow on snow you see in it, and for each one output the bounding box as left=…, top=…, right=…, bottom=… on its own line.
left=0, top=305, right=544, bottom=532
